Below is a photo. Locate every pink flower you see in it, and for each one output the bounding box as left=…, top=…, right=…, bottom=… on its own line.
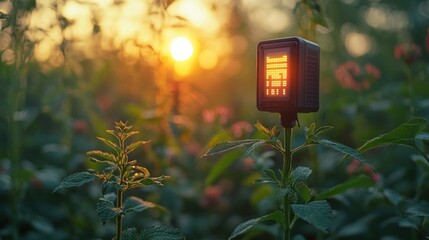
left=73, top=119, right=87, bottom=134
left=202, top=106, right=234, bottom=125
left=335, top=61, right=381, bottom=91
left=202, top=109, right=216, bottom=123
left=394, top=43, right=421, bottom=64
left=346, top=159, right=380, bottom=183
left=200, top=185, right=223, bottom=208
left=365, top=64, right=381, bottom=79
left=346, top=159, right=361, bottom=175
left=230, top=121, right=253, bottom=138
left=242, top=157, right=256, bottom=172
left=215, top=106, right=233, bottom=125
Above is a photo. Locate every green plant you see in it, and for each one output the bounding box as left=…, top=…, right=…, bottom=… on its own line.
left=54, top=121, right=185, bottom=240
left=204, top=120, right=377, bottom=240
left=204, top=117, right=429, bottom=239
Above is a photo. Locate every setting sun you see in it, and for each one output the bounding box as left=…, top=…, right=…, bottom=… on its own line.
left=169, top=36, right=193, bottom=61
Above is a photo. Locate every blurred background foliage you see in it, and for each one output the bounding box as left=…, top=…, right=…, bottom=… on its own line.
left=0, top=0, right=429, bottom=239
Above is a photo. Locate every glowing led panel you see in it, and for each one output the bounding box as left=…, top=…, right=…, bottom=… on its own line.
left=264, top=48, right=290, bottom=98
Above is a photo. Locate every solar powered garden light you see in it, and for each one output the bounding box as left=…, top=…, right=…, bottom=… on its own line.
left=257, top=37, right=320, bottom=128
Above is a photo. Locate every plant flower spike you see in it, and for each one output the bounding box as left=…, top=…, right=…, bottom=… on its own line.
left=54, top=121, right=185, bottom=240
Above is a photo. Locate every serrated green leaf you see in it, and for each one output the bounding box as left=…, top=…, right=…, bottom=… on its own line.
left=262, top=169, right=278, bottom=182
left=244, top=140, right=265, bottom=156
left=407, top=201, right=429, bottom=217
left=121, top=228, right=138, bottom=240
left=123, top=196, right=164, bottom=213
left=314, top=15, right=328, bottom=28
left=317, top=139, right=372, bottom=170
left=291, top=200, right=332, bottom=233
left=87, top=150, right=116, bottom=162
left=140, top=225, right=185, bottom=240
left=270, top=125, right=282, bottom=138
left=295, top=183, right=313, bottom=203
left=106, top=129, right=120, bottom=140
left=277, top=187, right=294, bottom=198
left=228, top=211, right=283, bottom=240
left=383, top=189, right=402, bottom=206
left=137, top=175, right=169, bottom=187
left=254, top=121, right=272, bottom=138
left=359, top=118, right=427, bottom=153
left=316, top=175, right=373, bottom=200
left=203, top=139, right=264, bottom=157
left=126, top=141, right=150, bottom=154
left=89, top=157, right=116, bottom=165
left=125, top=131, right=139, bottom=139
left=132, top=166, right=151, bottom=177
left=412, top=155, right=429, bottom=173
left=97, top=197, right=121, bottom=225
left=398, top=217, right=420, bottom=230
left=53, top=172, right=95, bottom=193
left=97, top=137, right=119, bottom=153
left=314, top=126, right=334, bottom=135
left=305, top=123, right=316, bottom=139
left=290, top=167, right=312, bottom=186
left=205, top=151, right=241, bottom=186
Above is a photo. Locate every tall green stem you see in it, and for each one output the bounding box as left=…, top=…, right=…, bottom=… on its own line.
left=116, top=188, right=123, bottom=240
left=282, top=127, right=293, bottom=240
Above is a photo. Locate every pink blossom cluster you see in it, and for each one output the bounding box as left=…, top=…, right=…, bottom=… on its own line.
left=347, top=159, right=380, bottom=183
left=394, top=43, right=421, bottom=64
left=335, top=61, right=381, bottom=91
left=202, top=106, right=233, bottom=125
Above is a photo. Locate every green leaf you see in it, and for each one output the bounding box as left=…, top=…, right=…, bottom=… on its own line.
left=314, top=15, right=329, bottom=28
left=138, top=175, right=169, bottom=187
left=359, top=118, right=427, bottom=153
left=87, top=150, right=116, bottom=162
left=305, top=123, right=316, bottom=140
left=383, top=189, right=402, bottom=206
left=295, top=183, right=313, bottom=203
left=97, top=197, right=121, bottom=225
left=290, top=167, right=312, bottom=186
left=412, top=155, right=429, bottom=173
left=126, top=141, right=150, bottom=154
left=203, top=139, right=265, bottom=157
left=407, top=202, right=429, bottom=217
left=316, top=175, right=373, bottom=200
left=244, top=140, right=265, bottom=156
left=132, top=166, right=151, bottom=177
left=205, top=151, right=241, bottom=186
left=317, top=139, right=371, bottom=170
left=121, top=228, right=138, bottom=240
left=254, top=121, right=272, bottom=138
left=97, top=137, right=119, bottom=153
left=53, top=171, right=95, bottom=193
left=123, top=196, right=164, bottom=213
left=314, top=126, right=334, bottom=135
left=228, top=211, right=283, bottom=240
left=140, top=225, right=185, bottom=240
left=255, top=169, right=280, bottom=185
left=88, top=157, right=116, bottom=165
left=291, top=200, right=332, bottom=233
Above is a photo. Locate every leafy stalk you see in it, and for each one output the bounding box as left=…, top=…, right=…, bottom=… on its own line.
left=282, top=127, right=293, bottom=240
left=54, top=121, right=184, bottom=240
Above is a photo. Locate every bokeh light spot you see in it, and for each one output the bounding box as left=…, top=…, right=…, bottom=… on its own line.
left=345, top=32, right=371, bottom=57
left=199, top=49, right=218, bottom=70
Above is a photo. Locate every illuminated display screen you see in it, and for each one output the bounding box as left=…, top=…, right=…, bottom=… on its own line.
left=264, top=48, right=290, bottom=98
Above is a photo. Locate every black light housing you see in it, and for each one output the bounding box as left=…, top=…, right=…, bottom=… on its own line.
left=257, top=37, right=320, bottom=116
